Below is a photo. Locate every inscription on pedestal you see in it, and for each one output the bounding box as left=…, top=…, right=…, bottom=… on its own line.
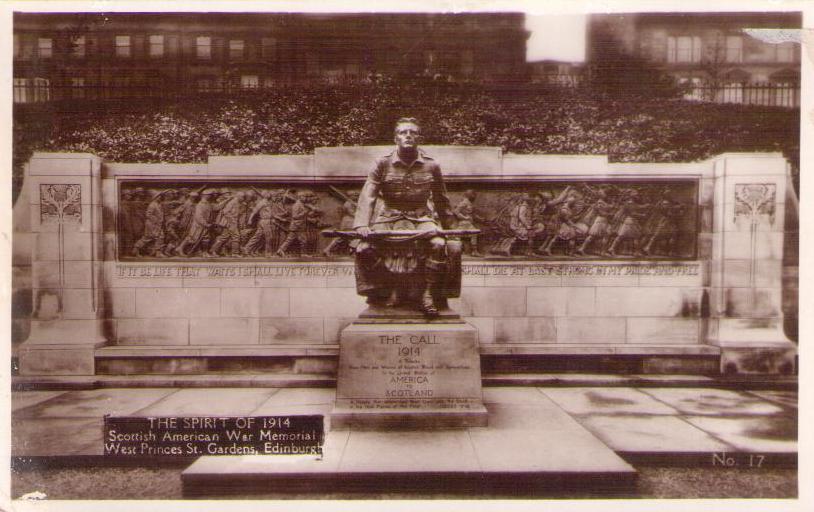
left=332, top=323, right=487, bottom=428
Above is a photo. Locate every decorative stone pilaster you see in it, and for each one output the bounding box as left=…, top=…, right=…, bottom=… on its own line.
left=706, top=154, right=797, bottom=374
left=18, top=153, right=108, bottom=375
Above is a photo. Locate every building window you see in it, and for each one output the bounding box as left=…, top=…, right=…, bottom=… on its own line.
left=34, top=78, right=51, bottom=102
left=667, top=36, right=701, bottom=63
left=70, top=77, right=85, bottom=99
left=38, top=38, right=53, bottom=59
left=71, top=36, right=86, bottom=58
left=196, top=36, right=212, bottom=59
left=725, top=36, right=743, bottom=63
left=197, top=78, right=221, bottom=93
left=13, top=78, right=28, bottom=103
left=229, top=40, right=245, bottom=60
left=149, top=35, right=164, bottom=58
left=776, top=42, right=794, bottom=63
left=14, top=34, right=20, bottom=58
left=115, top=35, right=131, bottom=58
left=261, top=37, right=277, bottom=59
left=241, top=75, right=259, bottom=88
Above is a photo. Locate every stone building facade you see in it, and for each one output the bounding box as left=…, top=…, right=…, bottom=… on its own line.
left=13, top=12, right=529, bottom=102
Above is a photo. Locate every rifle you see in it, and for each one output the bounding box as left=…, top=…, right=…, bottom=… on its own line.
left=327, top=185, right=359, bottom=207
left=322, top=229, right=481, bottom=239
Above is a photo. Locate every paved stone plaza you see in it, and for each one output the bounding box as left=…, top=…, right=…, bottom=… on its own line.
left=12, top=384, right=797, bottom=464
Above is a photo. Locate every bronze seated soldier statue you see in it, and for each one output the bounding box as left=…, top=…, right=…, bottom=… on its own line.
left=322, top=118, right=476, bottom=319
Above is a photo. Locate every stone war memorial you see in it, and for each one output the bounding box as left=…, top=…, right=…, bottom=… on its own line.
left=11, top=126, right=799, bottom=494
left=14, top=146, right=798, bottom=379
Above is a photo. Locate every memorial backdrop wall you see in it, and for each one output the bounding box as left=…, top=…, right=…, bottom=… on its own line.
left=12, top=147, right=798, bottom=376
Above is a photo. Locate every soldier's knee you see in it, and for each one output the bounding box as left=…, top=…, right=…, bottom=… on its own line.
left=356, top=241, right=372, bottom=254
left=429, top=237, right=446, bottom=252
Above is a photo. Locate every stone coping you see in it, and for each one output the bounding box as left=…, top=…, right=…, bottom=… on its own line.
left=95, top=343, right=719, bottom=358
left=84, top=150, right=788, bottom=180
left=95, top=344, right=340, bottom=357
left=479, top=344, right=720, bottom=355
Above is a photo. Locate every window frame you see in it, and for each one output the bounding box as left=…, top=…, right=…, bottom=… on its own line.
left=776, top=42, right=794, bottom=63
left=229, top=39, right=245, bottom=60
left=149, top=35, right=165, bottom=58
left=725, top=35, right=743, bottom=64
left=115, top=35, right=132, bottom=58
left=196, top=36, right=212, bottom=60
left=37, top=37, right=53, bottom=59
left=667, top=35, right=702, bottom=64
left=71, top=35, right=86, bottom=58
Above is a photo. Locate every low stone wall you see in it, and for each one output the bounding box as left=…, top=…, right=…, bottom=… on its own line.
left=13, top=147, right=799, bottom=376
left=102, top=260, right=705, bottom=346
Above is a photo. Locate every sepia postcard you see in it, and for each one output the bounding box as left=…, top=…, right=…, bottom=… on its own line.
left=2, top=0, right=811, bottom=511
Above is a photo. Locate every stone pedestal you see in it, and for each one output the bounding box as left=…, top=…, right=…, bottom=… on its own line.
left=706, top=154, right=797, bottom=374
left=18, top=153, right=108, bottom=375
left=331, top=322, right=487, bottom=429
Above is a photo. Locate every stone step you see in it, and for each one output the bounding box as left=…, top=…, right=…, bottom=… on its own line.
left=93, top=343, right=722, bottom=377
left=12, top=372, right=797, bottom=391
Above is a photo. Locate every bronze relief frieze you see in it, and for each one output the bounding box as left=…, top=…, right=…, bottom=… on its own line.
left=116, top=180, right=698, bottom=261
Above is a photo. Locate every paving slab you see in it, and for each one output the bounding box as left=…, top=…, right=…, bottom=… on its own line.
left=132, top=388, right=278, bottom=417
left=255, top=387, right=336, bottom=406
left=747, top=390, right=797, bottom=409
left=12, top=418, right=103, bottom=456
left=481, top=387, right=551, bottom=405
left=683, top=416, right=797, bottom=453
left=249, top=403, right=332, bottom=418
left=541, top=388, right=679, bottom=416
left=339, top=430, right=480, bottom=472
left=483, top=402, right=587, bottom=432
left=11, top=390, right=67, bottom=412
left=640, top=388, right=785, bottom=416
left=469, top=402, right=631, bottom=472
left=13, top=388, right=178, bottom=419
left=576, top=415, right=732, bottom=453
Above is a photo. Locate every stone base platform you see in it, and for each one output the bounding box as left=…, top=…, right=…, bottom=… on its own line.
left=182, top=396, right=637, bottom=497
left=356, top=305, right=463, bottom=324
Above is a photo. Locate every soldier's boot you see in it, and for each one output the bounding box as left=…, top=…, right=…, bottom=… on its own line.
left=470, top=237, right=482, bottom=258
left=607, top=237, right=620, bottom=256
left=385, top=289, right=401, bottom=308
left=275, top=238, right=292, bottom=257
left=576, top=236, right=592, bottom=256
left=420, top=258, right=446, bottom=317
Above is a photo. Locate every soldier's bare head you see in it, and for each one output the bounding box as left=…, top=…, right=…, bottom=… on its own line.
left=394, top=117, right=421, bottom=151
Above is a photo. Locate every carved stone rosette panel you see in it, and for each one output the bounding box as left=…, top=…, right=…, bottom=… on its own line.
left=734, top=183, right=776, bottom=225
left=117, top=181, right=698, bottom=261
left=40, top=184, right=82, bottom=224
